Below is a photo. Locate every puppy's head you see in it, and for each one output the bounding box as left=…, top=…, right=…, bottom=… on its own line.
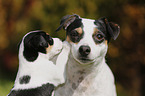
left=20, top=30, right=62, bottom=62
left=56, top=15, right=120, bottom=65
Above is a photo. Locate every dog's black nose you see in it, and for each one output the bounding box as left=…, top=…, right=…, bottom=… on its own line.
left=79, top=45, right=91, bottom=57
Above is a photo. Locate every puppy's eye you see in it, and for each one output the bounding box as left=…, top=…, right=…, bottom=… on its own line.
left=70, top=30, right=79, bottom=37
left=93, top=33, right=105, bottom=43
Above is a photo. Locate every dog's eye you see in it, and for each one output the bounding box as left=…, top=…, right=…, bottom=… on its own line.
left=96, top=34, right=104, bottom=40
left=70, top=30, right=79, bottom=37
left=93, top=33, right=104, bottom=43
left=68, top=30, right=83, bottom=43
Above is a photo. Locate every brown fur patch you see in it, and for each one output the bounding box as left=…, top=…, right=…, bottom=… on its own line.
left=66, top=36, right=71, bottom=42
left=93, top=28, right=99, bottom=35
left=46, top=45, right=53, bottom=53
left=46, top=33, right=49, bottom=35
left=75, top=27, right=83, bottom=34
left=66, top=36, right=79, bottom=44
left=105, top=40, right=108, bottom=46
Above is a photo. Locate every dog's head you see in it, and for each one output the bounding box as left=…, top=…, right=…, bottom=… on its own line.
left=56, top=14, right=120, bottom=64
left=19, top=30, right=62, bottom=62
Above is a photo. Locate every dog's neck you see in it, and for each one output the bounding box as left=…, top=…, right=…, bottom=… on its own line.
left=67, top=52, right=106, bottom=83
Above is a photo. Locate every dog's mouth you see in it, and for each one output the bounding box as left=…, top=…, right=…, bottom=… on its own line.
left=74, top=55, right=96, bottom=64
left=71, top=47, right=96, bottom=64
left=79, top=56, right=92, bottom=61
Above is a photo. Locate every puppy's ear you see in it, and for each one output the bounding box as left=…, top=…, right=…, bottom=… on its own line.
left=56, top=14, right=80, bottom=32
left=97, top=17, right=120, bottom=40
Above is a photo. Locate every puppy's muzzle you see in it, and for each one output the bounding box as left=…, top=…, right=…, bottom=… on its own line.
left=79, top=45, right=91, bottom=57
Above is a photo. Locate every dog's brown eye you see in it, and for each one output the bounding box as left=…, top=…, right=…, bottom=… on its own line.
left=96, top=34, right=104, bottom=40
left=93, top=33, right=104, bottom=43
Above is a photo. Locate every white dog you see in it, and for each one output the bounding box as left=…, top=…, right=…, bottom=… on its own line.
left=55, top=15, right=120, bottom=96
left=8, top=30, right=70, bottom=96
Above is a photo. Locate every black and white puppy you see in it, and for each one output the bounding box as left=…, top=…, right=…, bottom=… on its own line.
left=8, top=30, right=70, bottom=96
left=55, top=15, right=120, bottom=96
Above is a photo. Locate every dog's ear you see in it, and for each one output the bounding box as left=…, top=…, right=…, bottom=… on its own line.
left=97, top=17, right=120, bottom=40
left=56, top=14, right=80, bottom=32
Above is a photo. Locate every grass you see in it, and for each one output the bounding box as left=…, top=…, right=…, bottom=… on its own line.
left=0, top=78, right=14, bottom=96
left=0, top=76, right=128, bottom=96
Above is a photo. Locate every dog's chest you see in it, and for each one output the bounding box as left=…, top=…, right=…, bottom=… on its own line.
left=68, top=74, right=97, bottom=95
left=66, top=65, right=101, bottom=96
left=62, top=60, right=114, bottom=96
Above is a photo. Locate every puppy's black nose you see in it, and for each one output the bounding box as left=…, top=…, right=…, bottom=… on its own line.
left=79, top=45, right=91, bottom=57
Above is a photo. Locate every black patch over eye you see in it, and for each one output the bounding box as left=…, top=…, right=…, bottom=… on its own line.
left=70, top=30, right=79, bottom=37
left=68, top=30, right=83, bottom=43
left=93, top=33, right=105, bottom=43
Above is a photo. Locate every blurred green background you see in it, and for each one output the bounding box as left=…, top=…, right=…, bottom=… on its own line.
left=0, top=0, right=145, bottom=96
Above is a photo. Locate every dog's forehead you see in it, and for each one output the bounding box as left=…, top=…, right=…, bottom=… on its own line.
left=82, top=18, right=95, bottom=26
left=81, top=18, right=96, bottom=34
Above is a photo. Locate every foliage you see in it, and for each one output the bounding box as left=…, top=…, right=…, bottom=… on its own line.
left=0, top=0, right=145, bottom=96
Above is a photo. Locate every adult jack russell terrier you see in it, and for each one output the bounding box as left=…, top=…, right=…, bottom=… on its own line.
left=8, top=30, right=70, bottom=96
left=55, top=14, right=120, bottom=96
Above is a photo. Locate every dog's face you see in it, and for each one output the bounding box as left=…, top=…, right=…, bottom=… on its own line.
left=20, top=31, right=62, bottom=61
left=56, top=15, right=120, bottom=64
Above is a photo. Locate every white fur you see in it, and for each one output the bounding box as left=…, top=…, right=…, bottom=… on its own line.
left=55, top=18, right=117, bottom=96
left=11, top=32, right=70, bottom=91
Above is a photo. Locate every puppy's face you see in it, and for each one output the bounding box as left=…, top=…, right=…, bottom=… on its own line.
left=21, top=31, right=62, bottom=61
left=56, top=15, right=120, bottom=64
left=24, top=31, right=53, bottom=53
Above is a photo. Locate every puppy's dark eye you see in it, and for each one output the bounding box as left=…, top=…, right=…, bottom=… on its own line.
left=70, top=30, right=79, bottom=37
left=93, top=33, right=104, bottom=43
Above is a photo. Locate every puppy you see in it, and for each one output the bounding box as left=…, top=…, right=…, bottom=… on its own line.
left=8, top=30, right=70, bottom=96
left=55, top=15, right=120, bottom=96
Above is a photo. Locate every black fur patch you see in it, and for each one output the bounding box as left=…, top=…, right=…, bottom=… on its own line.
left=55, top=14, right=84, bottom=43
left=66, top=18, right=82, bottom=33
left=8, top=83, right=55, bottom=96
left=67, top=18, right=84, bottom=43
left=55, top=14, right=80, bottom=32
left=19, top=75, right=31, bottom=84
left=94, top=19, right=110, bottom=41
left=94, top=17, right=120, bottom=41
left=22, top=31, right=53, bottom=62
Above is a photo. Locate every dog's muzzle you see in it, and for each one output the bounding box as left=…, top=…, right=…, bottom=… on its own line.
left=78, top=45, right=91, bottom=62
left=79, top=45, right=91, bottom=57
